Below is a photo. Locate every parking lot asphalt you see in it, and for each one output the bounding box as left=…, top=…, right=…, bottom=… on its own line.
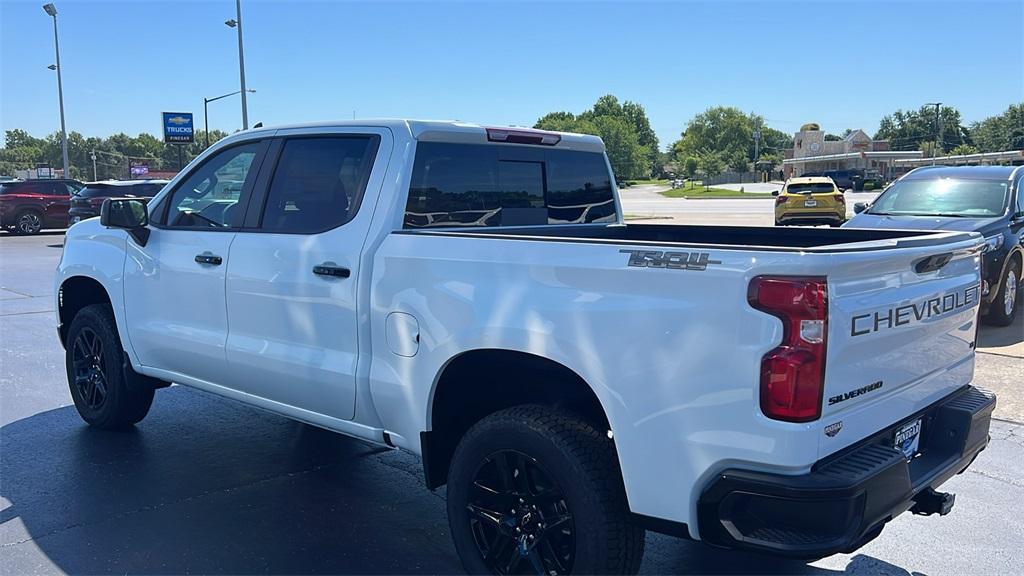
left=2, top=228, right=1023, bottom=575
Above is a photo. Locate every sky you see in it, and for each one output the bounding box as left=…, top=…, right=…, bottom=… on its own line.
left=2, top=0, right=1022, bottom=151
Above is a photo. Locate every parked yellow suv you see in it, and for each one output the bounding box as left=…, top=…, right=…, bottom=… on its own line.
left=773, top=177, right=847, bottom=227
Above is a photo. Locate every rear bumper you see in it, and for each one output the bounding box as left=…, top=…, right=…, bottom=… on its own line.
left=776, top=212, right=844, bottom=225
left=697, top=385, right=995, bottom=558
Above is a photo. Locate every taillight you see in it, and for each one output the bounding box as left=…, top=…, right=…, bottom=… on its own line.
left=748, top=276, right=828, bottom=422
left=835, top=193, right=845, bottom=204
left=775, top=195, right=787, bottom=206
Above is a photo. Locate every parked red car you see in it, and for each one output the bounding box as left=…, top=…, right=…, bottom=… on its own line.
left=68, top=180, right=168, bottom=224
left=0, top=179, right=83, bottom=234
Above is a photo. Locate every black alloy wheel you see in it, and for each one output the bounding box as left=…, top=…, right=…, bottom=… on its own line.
left=71, top=326, right=108, bottom=410
left=467, top=449, right=575, bottom=575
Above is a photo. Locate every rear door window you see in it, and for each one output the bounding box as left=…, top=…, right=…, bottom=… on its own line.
left=258, top=136, right=379, bottom=234
left=404, top=142, right=615, bottom=228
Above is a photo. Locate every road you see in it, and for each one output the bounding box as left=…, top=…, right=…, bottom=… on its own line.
left=1, top=227, right=1022, bottom=575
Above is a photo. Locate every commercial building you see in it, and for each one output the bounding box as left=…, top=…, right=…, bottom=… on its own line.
left=782, top=125, right=922, bottom=179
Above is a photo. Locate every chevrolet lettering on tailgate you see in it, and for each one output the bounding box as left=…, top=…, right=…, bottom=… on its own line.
left=851, top=284, right=980, bottom=337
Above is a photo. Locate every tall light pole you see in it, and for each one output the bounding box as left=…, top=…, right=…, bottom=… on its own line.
left=925, top=102, right=942, bottom=164
left=204, top=89, right=256, bottom=147
left=43, top=3, right=70, bottom=178
left=224, top=0, right=249, bottom=130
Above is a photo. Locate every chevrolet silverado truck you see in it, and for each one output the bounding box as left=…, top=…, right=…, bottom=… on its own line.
left=56, top=120, right=995, bottom=575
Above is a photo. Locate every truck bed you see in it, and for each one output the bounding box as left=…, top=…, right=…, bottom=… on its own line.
left=396, top=223, right=975, bottom=252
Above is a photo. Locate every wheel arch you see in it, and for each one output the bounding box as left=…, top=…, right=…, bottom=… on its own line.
left=58, top=276, right=113, bottom=347
left=421, top=348, right=613, bottom=490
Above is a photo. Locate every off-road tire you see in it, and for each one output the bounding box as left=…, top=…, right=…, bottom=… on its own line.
left=447, top=405, right=644, bottom=575
left=65, top=304, right=154, bottom=428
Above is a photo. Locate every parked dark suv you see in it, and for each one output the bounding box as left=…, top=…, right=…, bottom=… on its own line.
left=69, top=180, right=169, bottom=224
left=804, top=169, right=863, bottom=191
left=0, top=178, right=84, bottom=234
left=846, top=165, right=1024, bottom=325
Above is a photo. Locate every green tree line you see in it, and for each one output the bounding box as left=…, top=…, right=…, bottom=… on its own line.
left=0, top=128, right=229, bottom=181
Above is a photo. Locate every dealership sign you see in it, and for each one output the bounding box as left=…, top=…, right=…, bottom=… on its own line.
left=162, top=112, right=194, bottom=143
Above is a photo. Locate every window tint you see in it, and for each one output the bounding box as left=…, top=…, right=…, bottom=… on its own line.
left=165, top=142, right=261, bottom=228
left=259, top=136, right=378, bottom=234
left=404, top=142, right=615, bottom=228
left=787, top=183, right=836, bottom=194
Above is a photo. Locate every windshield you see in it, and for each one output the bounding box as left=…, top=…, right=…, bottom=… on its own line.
left=868, top=178, right=1008, bottom=217
left=787, top=183, right=835, bottom=194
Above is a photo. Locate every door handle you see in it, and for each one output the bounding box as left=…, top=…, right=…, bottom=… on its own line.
left=313, top=262, right=350, bottom=278
left=195, top=252, right=223, bottom=266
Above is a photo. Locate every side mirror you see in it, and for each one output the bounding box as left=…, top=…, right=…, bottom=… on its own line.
left=100, top=198, right=150, bottom=246
left=771, top=190, right=780, bottom=196
left=853, top=202, right=868, bottom=214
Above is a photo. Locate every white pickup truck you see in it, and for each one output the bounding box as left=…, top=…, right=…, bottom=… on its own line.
left=56, top=120, right=996, bottom=574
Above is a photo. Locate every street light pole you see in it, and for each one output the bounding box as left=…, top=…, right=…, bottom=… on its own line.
left=925, top=102, right=942, bottom=165
left=43, top=4, right=70, bottom=178
left=203, top=89, right=255, bottom=148
left=225, top=0, right=249, bottom=130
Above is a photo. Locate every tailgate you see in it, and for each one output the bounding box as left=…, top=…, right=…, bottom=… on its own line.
left=821, top=235, right=984, bottom=454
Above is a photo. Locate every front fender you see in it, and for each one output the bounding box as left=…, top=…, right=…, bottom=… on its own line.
left=56, top=220, right=136, bottom=366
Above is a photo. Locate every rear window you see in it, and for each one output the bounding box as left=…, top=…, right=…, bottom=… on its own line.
left=787, top=183, right=836, bottom=194
left=77, top=183, right=164, bottom=198
left=404, top=142, right=616, bottom=228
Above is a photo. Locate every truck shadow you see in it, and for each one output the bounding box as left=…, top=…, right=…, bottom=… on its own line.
left=976, top=312, right=1024, bottom=348
left=1, top=385, right=911, bottom=575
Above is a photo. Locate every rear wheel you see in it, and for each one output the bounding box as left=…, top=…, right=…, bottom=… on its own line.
left=985, top=259, right=1020, bottom=327
left=13, top=209, right=43, bottom=235
left=66, top=304, right=154, bottom=428
left=447, top=406, right=644, bottom=575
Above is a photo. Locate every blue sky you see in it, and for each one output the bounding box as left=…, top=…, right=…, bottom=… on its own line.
left=2, top=0, right=1022, bottom=150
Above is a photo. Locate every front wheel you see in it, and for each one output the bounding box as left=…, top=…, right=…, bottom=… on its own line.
left=447, top=406, right=644, bottom=575
left=66, top=304, right=154, bottom=428
left=984, top=259, right=1020, bottom=327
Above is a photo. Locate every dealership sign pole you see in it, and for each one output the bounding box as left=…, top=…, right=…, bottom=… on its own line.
left=162, top=112, right=195, bottom=171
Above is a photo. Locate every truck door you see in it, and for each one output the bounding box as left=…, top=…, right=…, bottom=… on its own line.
left=123, top=140, right=269, bottom=385
left=223, top=128, right=391, bottom=421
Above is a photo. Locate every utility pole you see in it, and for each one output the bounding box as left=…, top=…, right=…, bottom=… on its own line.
left=90, top=151, right=97, bottom=181
left=925, top=102, right=942, bottom=164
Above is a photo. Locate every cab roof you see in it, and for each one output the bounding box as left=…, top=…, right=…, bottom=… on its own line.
left=231, top=119, right=607, bottom=153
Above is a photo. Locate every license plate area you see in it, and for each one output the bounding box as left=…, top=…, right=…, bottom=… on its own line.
left=804, top=199, right=818, bottom=207
left=894, top=418, right=922, bottom=461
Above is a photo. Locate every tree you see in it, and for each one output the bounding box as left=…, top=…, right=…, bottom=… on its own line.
left=968, top=103, right=1024, bottom=152
left=949, top=143, right=979, bottom=156
left=674, top=106, right=752, bottom=162
left=535, top=95, right=653, bottom=180
left=698, top=150, right=723, bottom=188
left=875, top=105, right=967, bottom=152
left=727, top=150, right=749, bottom=173
left=824, top=133, right=842, bottom=141
left=683, top=156, right=698, bottom=179
left=591, top=116, right=647, bottom=180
